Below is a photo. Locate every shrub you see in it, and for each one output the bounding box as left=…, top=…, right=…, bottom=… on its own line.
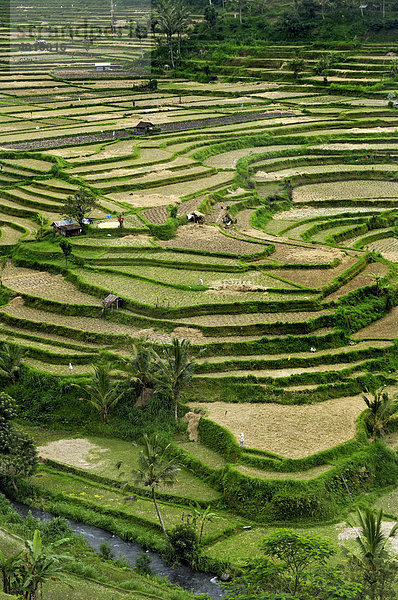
left=167, top=523, right=200, bottom=568
left=99, top=542, right=115, bottom=561
left=134, top=551, right=153, bottom=575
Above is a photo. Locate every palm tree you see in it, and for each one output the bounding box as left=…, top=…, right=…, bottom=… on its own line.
left=75, top=363, right=123, bottom=424
left=173, top=0, right=191, bottom=60
left=154, top=0, right=178, bottom=68
left=135, top=22, right=148, bottom=58
left=344, top=508, right=398, bottom=595
left=126, top=341, right=156, bottom=406
left=148, top=12, right=159, bottom=39
left=153, top=338, right=196, bottom=424
left=0, top=256, right=7, bottom=287
left=133, top=435, right=179, bottom=547
left=189, top=502, right=219, bottom=544
left=154, top=0, right=189, bottom=67
left=0, top=343, right=24, bottom=384
left=290, top=57, right=306, bottom=81
left=362, top=389, right=398, bottom=440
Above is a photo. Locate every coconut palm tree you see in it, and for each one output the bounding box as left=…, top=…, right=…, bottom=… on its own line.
left=126, top=341, right=156, bottom=405
left=0, top=343, right=24, bottom=385
left=154, top=0, right=190, bottom=67
left=343, top=508, right=398, bottom=597
left=189, top=502, right=219, bottom=544
left=154, top=0, right=178, bottom=68
left=153, top=338, right=196, bottom=424
left=75, top=363, right=123, bottom=424
left=135, top=21, right=148, bottom=58
left=133, top=435, right=179, bottom=547
left=173, top=0, right=191, bottom=60
left=362, top=389, right=398, bottom=440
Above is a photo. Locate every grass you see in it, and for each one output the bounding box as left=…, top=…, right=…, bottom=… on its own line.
left=0, top=526, right=195, bottom=600
left=177, top=440, right=226, bottom=469
left=204, top=521, right=347, bottom=566
left=30, top=468, right=230, bottom=539
left=34, top=434, right=222, bottom=503
left=375, top=486, right=398, bottom=517
left=1, top=43, right=398, bottom=559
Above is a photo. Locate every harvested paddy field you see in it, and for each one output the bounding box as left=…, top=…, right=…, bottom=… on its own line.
left=293, top=180, right=398, bottom=203
left=1, top=36, right=398, bottom=545
left=352, top=307, right=398, bottom=340
left=190, top=397, right=364, bottom=458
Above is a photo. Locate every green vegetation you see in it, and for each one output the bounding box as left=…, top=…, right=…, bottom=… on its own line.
left=1, top=2, right=398, bottom=598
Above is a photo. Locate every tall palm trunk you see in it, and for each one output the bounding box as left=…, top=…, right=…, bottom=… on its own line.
left=168, top=33, right=175, bottom=68
left=173, top=389, right=179, bottom=424
left=152, top=488, right=171, bottom=548
left=177, top=32, right=181, bottom=59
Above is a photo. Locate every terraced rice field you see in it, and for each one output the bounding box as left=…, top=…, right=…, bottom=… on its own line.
left=190, top=397, right=364, bottom=458
left=1, top=32, right=398, bottom=528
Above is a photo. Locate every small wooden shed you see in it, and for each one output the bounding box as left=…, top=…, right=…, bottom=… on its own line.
left=134, top=120, right=154, bottom=134
left=52, top=219, right=82, bottom=237
left=102, top=294, right=122, bottom=310
left=95, top=62, right=111, bottom=71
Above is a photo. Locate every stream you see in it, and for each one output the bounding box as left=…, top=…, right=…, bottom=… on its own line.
left=10, top=501, right=226, bottom=599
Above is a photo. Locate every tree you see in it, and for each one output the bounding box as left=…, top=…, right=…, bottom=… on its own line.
left=75, top=363, right=123, bottom=424
left=189, top=502, right=219, bottom=544
left=343, top=508, right=398, bottom=600
left=155, top=0, right=190, bottom=67
left=389, top=59, right=398, bottom=78
left=154, top=0, right=178, bottom=67
left=314, top=52, right=337, bottom=84
left=153, top=338, right=196, bottom=424
left=0, top=549, right=22, bottom=594
left=35, top=214, right=47, bottom=241
left=148, top=12, right=159, bottom=38
left=168, top=523, right=200, bottom=568
left=290, top=56, right=306, bottom=80
left=19, top=529, right=71, bottom=600
left=174, top=0, right=191, bottom=60
left=261, top=530, right=336, bottom=596
left=0, top=256, right=7, bottom=287
left=233, top=0, right=246, bottom=23
left=62, top=187, right=96, bottom=228
left=126, top=341, right=156, bottom=405
left=362, top=389, right=398, bottom=440
left=133, top=434, right=179, bottom=546
left=59, top=238, right=72, bottom=267
left=0, top=392, right=38, bottom=491
left=0, top=343, right=24, bottom=385
left=136, top=22, right=148, bottom=58
left=83, top=37, right=93, bottom=54
left=204, top=4, right=218, bottom=27
left=224, top=529, right=361, bottom=599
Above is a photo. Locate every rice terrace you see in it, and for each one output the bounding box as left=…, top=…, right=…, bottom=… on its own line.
left=1, top=0, right=398, bottom=598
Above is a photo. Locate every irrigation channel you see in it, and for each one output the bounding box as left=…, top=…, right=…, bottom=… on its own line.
left=10, top=500, right=226, bottom=599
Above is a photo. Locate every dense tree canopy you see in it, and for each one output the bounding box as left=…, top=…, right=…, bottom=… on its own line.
left=0, top=392, right=38, bottom=491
